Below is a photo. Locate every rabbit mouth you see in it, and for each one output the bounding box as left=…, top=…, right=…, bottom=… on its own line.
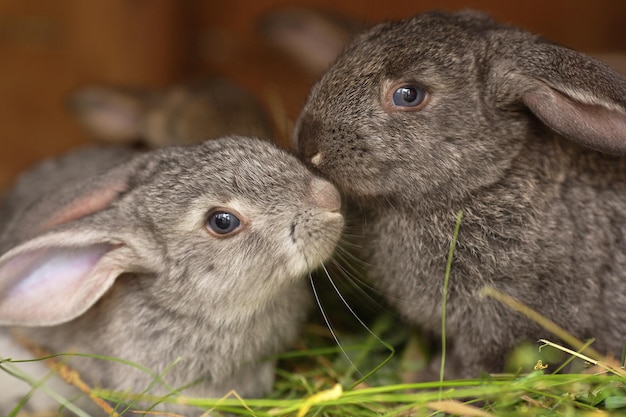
left=308, top=152, right=323, bottom=168
left=289, top=211, right=344, bottom=273
left=287, top=177, right=345, bottom=271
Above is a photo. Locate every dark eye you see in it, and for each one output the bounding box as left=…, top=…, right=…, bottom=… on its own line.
left=206, top=210, right=241, bottom=236
left=391, top=85, right=427, bottom=108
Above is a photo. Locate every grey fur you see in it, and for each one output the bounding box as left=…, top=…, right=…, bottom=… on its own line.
left=294, top=10, right=626, bottom=377
left=0, top=137, right=343, bottom=414
left=69, top=78, right=275, bottom=147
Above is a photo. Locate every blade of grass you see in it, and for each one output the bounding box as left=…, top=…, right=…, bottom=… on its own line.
left=440, top=210, right=463, bottom=391
left=116, top=357, right=185, bottom=415
left=345, top=313, right=395, bottom=389
left=0, top=361, right=91, bottom=417
left=296, top=383, right=343, bottom=417
left=482, top=287, right=624, bottom=375
left=551, top=338, right=596, bottom=374
left=92, top=371, right=626, bottom=416
left=539, top=339, right=625, bottom=376
left=426, top=400, right=495, bottom=417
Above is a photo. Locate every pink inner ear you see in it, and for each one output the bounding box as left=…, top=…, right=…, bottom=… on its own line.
left=523, top=87, right=626, bottom=156
left=40, top=182, right=128, bottom=232
left=0, top=244, right=118, bottom=326
left=72, top=88, right=144, bottom=141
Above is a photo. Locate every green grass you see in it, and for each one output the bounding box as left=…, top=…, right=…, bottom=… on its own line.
left=2, top=210, right=625, bottom=416
left=4, top=318, right=625, bottom=416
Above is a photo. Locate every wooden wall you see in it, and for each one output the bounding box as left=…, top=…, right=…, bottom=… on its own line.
left=1, top=0, right=625, bottom=191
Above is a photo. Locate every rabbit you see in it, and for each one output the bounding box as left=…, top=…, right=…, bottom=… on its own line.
left=0, top=137, right=344, bottom=415
left=293, top=10, right=626, bottom=379
left=69, top=77, right=275, bottom=148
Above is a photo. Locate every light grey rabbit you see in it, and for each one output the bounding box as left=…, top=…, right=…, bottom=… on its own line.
left=70, top=78, right=275, bottom=148
left=294, top=10, right=626, bottom=378
left=0, top=137, right=343, bottom=414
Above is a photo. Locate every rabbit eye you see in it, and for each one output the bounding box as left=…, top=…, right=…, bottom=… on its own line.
left=206, top=210, right=242, bottom=237
left=389, top=85, right=428, bottom=110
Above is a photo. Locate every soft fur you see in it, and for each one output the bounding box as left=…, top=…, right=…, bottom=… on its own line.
left=0, top=137, right=343, bottom=414
left=295, top=10, right=626, bottom=377
left=70, top=78, right=275, bottom=147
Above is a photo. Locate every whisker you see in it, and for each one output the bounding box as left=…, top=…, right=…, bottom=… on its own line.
left=327, top=259, right=386, bottom=310
left=331, top=247, right=425, bottom=308
left=319, top=263, right=389, bottom=349
left=318, top=261, right=397, bottom=390
left=308, top=272, right=363, bottom=379
left=333, top=245, right=367, bottom=266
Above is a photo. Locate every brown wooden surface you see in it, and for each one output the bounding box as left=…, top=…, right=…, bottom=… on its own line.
left=1, top=0, right=625, bottom=192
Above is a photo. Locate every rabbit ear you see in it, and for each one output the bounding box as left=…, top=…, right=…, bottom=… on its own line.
left=69, top=86, right=147, bottom=142
left=260, top=8, right=355, bottom=76
left=499, top=43, right=626, bottom=155
left=0, top=159, right=147, bottom=326
left=0, top=233, right=125, bottom=326
left=13, top=159, right=134, bottom=238
left=522, top=87, right=626, bottom=156
left=40, top=179, right=129, bottom=233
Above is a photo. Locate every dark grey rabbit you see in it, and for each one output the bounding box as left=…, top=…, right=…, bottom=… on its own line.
left=0, top=137, right=343, bottom=414
left=294, top=10, right=626, bottom=378
left=70, top=78, right=275, bottom=147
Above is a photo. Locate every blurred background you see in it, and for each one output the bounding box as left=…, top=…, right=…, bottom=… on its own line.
left=1, top=0, right=625, bottom=192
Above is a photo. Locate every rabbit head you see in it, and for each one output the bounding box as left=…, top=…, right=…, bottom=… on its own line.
left=295, top=10, right=626, bottom=206
left=70, top=78, right=275, bottom=148
left=0, top=137, right=343, bottom=411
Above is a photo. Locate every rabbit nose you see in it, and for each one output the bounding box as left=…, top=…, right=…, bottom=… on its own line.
left=296, top=116, right=323, bottom=166
left=306, top=178, right=342, bottom=213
